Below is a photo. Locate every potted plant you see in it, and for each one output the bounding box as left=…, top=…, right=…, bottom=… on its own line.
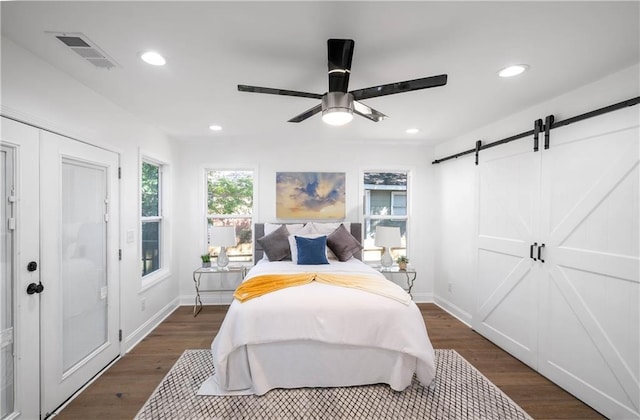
left=201, top=253, right=211, bottom=268
left=396, top=256, right=409, bottom=270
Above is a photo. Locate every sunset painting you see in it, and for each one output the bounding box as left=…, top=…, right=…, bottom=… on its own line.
left=276, top=172, right=345, bottom=219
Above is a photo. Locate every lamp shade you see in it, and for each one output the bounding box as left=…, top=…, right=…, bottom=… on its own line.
left=374, top=226, right=401, bottom=248
left=210, top=226, right=236, bottom=247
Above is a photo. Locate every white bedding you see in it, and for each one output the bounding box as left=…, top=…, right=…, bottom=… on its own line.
left=200, top=259, right=436, bottom=395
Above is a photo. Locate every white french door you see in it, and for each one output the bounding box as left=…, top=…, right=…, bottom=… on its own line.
left=1, top=117, right=40, bottom=420
left=38, top=131, right=120, bottom=417
left=475, top=106, right=639, bottom=419
left=0, top=118, right=40, bottom=419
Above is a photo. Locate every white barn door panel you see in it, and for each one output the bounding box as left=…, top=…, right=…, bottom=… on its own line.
left=538, top=107, right=639, bottom=419
left=475, top=141, right=541, bottom=369
left=476, top=106, right=639, bottom=419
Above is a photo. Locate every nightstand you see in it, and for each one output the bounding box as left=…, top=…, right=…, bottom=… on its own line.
left=380, top=266, right=416, bottom=298
left=192, top=265, right=247, bottom=316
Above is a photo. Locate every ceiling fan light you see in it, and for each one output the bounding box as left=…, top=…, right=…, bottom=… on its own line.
left=321, top=92, right=354, bottom=126
left=322, top=108, right=354, bottom=126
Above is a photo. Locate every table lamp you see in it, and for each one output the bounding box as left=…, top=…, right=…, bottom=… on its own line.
left=210, top=226, right=236, bottom=268
left=374, top=226, right=401, bottom=269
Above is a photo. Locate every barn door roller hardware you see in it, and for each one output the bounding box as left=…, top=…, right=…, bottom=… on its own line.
left=544, top=115, right=554, bottom=150
left=432, top=96, right=640, bottom=165
left=533, top=119, right=543, bottom=152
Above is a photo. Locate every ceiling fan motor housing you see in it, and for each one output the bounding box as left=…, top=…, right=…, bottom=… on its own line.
left=321, top=92, right=354, bottom=125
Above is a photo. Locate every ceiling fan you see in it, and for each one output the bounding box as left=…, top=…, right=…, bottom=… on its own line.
left=238, top=39, right=448, bottom=126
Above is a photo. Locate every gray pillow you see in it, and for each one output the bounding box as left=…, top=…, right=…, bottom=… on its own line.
left=257, top=224, right=291, bottom=261
left=327, top=224, right=363, bottom=262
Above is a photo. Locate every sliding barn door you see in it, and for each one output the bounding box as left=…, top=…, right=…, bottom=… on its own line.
left=474, top=140, right=542, bottom=369
left=39, top=131, right=120, bottom=417
left=538, top=107, right=639, bottom=419
left=475, top=106, right=639, bottom=419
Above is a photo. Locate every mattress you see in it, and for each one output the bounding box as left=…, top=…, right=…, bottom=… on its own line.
left=199, top=259, right=435, bottom=396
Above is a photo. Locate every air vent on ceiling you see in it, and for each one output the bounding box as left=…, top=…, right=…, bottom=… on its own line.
left=49, top=32, right=119, bottom=70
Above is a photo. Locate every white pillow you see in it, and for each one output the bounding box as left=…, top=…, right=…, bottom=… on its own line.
left=264, top=223, right=304, bottom=235
left=309, top=222, right=350, bottom=235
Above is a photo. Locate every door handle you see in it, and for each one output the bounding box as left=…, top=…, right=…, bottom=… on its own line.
left=538, top=243, right=545, bottom=263
left=530, top=242, right=538, bottom=261
left=26, top=282, right=44, bottom=295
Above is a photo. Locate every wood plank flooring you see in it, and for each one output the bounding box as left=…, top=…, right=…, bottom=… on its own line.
left=55, top=303, right=605, bottom=419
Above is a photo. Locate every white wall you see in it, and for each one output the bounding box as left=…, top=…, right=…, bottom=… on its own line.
left=173, top=137, right=438, bottom=304
left=433, top=63, right=640, bottom=324
left=1, top=36, right=179, bottom=351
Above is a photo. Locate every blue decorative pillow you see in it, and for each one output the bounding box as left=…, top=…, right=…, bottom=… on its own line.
left=295, top=235, right=329, bottom=265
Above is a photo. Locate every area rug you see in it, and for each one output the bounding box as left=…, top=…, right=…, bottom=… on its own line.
left=135, top=349, right=532, bottom=419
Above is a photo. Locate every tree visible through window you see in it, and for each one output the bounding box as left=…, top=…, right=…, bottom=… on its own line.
left=141, top=161, right=162, bottom=276
left=207, top=170, right=254, bottom=262
left=363, top=171, right=408, bottom=263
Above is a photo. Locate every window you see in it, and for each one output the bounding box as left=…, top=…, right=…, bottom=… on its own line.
left=363, top=171, right=408, bottom=263
left=141, top=160, right=162, bottom=276
left=206, top=170, right=254, bottom=262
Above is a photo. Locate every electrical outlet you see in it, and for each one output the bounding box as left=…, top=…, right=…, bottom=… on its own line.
left=448, top=282, right=453, bottom=293
left=141, top=297, right=146, bottom=311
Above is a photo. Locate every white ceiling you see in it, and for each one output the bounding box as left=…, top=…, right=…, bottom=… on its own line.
left=1, top=1, right=638, bottom=145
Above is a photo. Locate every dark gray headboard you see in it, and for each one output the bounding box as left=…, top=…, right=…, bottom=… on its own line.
left=254, top=223, right=362, bottom=261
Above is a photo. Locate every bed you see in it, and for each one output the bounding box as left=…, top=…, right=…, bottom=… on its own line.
left=199, top=222, right=435, bottom=396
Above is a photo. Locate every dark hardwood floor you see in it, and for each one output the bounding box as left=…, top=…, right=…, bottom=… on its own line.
left=55, top=303, right=605, bottom=419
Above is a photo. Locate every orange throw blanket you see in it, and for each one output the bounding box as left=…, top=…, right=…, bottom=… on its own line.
left=234, top=273, right=410, bottom=305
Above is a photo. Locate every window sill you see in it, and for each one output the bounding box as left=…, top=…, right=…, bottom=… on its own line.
left=140, top=268, right=171, bottom=293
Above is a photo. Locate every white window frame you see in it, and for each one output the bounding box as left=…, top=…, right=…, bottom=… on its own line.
left=204, top=168, right=256, bottom=263
left=140, top=154, right=171, bottom=290
left=361, top=169, right=411, bottom=264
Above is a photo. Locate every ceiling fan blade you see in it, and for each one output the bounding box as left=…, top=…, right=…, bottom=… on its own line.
left=327, top=39, right=354, bottom=93
left=350, top=74, right=448, bottom=101
left=288, top=103, right=323, bottom=123
left=238, top=85, right=323, bottom=100
left=353, top=100, right=388, bottom=122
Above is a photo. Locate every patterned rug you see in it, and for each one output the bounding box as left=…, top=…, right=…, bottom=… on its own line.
left=135, top=349, right=532, bottom=420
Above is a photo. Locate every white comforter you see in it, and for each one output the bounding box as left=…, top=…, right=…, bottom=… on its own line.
left=203, top=259, right=435, bottom=395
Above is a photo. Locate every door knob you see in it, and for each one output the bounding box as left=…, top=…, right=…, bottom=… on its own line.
left=26, top=282, right=44, bottom=295
left=27, top=261, right=38, bottom=272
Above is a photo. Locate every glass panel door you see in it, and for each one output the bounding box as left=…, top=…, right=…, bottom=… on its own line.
left=1, top=145, right=15, bottom=419
left=61, top=159, right=108, bottom=372
left=40, top=130, right=119, bottom=417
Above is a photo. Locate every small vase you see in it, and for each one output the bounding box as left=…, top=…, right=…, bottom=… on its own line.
left=202, top=262, right=211, bottom=268
left=398, top=262, right=407, bottom=271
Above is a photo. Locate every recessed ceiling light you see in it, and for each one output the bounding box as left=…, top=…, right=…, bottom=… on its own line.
left=406, top=128, right=420, bottom=134
left=209, top=125, right=222, bottom=131
left=498, top=64, right=529, bottom=78
left=140, top=51, right=166, bottom=66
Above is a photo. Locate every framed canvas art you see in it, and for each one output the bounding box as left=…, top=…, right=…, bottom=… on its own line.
left=276, top=172, right=345, bottom=219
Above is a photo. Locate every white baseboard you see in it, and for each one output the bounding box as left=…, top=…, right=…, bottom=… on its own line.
left=124, top=298, right=180, bottom=353
left=434, top=295, right=473, bottom=327
left=180, top=292, right=235, bottom=306
left=411, top=292, right=434, bottom=303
